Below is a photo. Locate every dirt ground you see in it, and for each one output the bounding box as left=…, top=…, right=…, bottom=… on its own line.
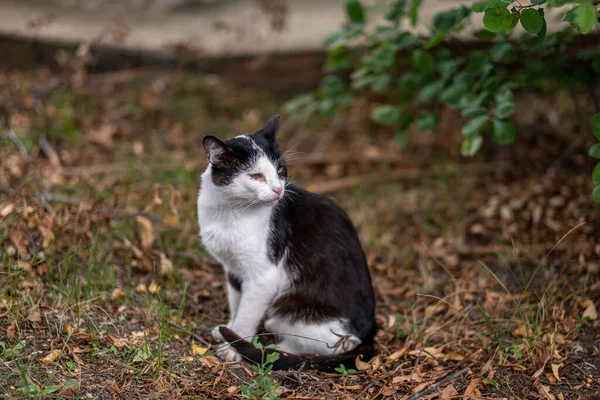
left=1, top=63, right=599, bottom=399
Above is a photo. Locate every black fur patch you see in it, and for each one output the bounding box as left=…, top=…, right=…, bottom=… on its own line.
left=268, top=184, right=377, bottom=342
left=227, top=272, right=243, bottom=292
left=204, top=115, right=286, bottom=186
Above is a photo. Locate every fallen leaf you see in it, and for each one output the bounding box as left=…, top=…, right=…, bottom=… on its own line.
left=42, top=349, right=61, bottom=364
left=388, top=347, right=408, bottom=361
left=148, top=281, right=158, bottom=294
left=464, top=378, right=484, bottom=398
left=355, top=354, right=370, bottom=371
left=0, top=203, right=15, bottom=218
left=191, top=342, right=208, bottom=356
left=441, top=383, right=458, bottom=399
left=27, top=310, right=41, bottom=323
left=408, top=346, right=443, bottom=359
left=582, top=302, right=597, bottom=320
left=135, top=216, right=154, bottom=250
left=7, top=320, right=16, bottom=343
left=227, top=386, right=238, bottom=394
left=514, top=324, right=531, bottom=337
left=199, top=355, right=220, bottom=368
left=136, top=283, right=147, bottom=293
left=159, top=253, right=173, bottom=276
left=111, top=287, right=126, bottom=299
left=551, top=363, right=562, bottom=382
left=536, top=382, right=556, bottom=400
left=90, top=124, right=117, bottom=148
left=110, top=336, right=127, bottom=349
left=443, top=351, right=466, bottom=361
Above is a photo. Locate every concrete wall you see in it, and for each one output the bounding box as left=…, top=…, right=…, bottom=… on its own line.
left=0, top=0, right=571, bottom=58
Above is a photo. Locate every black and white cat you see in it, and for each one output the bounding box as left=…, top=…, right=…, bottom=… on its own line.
left=197, top=115, right=376, bottom=370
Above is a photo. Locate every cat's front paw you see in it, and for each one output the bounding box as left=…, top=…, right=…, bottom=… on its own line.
left=211, top=325, right=226, bottom=342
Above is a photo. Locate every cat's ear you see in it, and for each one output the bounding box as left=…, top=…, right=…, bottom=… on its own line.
left=256, top=114, right=280, bottom=142
left=203, top=136, right=229, bottom=165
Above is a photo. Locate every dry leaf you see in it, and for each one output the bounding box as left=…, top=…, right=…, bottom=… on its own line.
left=514, top=324, right=530, bottom=337
left=582, top=301, right=597, bottom=320
left=136, top=283, right=147, bottom=293
left=441, top=383, right=458, bottom=399
left=111, top=287, right=126, bottom=299
left=136, top=216, right=155, bottom=250
left=110, top=335, right=127, bottom=349
left=0, top=203, right=15, bottom=218
left=355, top=354, right=370, bottom=371
left=409, top=346, right=443, bottom=359
left=536, top=382, right=556, bottom=400
left=443, top=351, right=466, bottom=361
left=148, top=281, right=158, bottom=294
left=191, top=342, right=208, bottom=356
left=42, top=349, right=61, bottom=364
left=90, top=124, right=117, bottom=148
left=551, top=363, right=562, bottom=382
left=27, top=310, right=41, bottom=323
left=159, top=253, right=173, bottom=276
left=199, top=355, right=221, bottom=368
left=38, top=225, right=55, bottom=248
left=388, top=347, right=408, bottom=361
left=7, top=320, right=16, bottom=343
left=464, top=378, right=484, bottom=398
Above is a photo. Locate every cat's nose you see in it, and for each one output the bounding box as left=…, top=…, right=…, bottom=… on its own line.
left=273, top=187, right=283, bottom=196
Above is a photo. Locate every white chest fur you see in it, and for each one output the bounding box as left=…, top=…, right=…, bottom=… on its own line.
left=197, top=170, right=275, bottom=279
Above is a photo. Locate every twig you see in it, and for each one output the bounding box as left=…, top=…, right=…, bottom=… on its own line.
left=306, top=162, right=510, bottom=194
left=407, top=368, right=469, bottom=400
left=5, top=128, right=32, bottom=163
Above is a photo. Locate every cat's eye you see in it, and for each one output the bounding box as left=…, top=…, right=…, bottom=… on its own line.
left=277, top=167, right=285, bottom=174
left=249, top=173, right=266, bottom=182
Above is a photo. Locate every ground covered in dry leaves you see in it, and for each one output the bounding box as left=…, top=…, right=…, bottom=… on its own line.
left=1, top=64, right=599, bottom=399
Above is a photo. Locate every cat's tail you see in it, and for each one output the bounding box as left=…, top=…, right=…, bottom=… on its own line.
left=218, top=326, right=376, bottom=371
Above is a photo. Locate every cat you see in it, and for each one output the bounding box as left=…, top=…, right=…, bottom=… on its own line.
left=197, top=115, right=377, bottom=370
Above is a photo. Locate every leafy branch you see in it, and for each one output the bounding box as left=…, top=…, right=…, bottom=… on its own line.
left=284, top=0, right=600, bottom=201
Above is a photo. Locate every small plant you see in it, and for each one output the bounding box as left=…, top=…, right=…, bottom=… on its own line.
left=509, top=344, right=523, bottom=360
left=334, top=364, right=357, bottom=375
left=241, top=336, right=281, bottom=400
left=0, top=341, right=26, bottom=361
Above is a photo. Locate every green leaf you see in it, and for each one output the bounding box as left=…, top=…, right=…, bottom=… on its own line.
left=419, top=81, right=444, bottom=103
left=594, top=185, right=600, bottom=202
left=416, top=113, right=439, bottom=132
left=43, top=386, right=60, bottom=395
left=346, top=0, right=365, bottom=23
left=266, top=352, right=280, bottom=364
left=592, top=113, right=600, bottom=140
left=372, top=105, right=401, bottom=125
left=520, top=8, right=544, bottom=34
left=573, top=2, right=597, bottom=34
left=505, top=12, right=520, bottom=34
left=532, top=0, right=546, bottom=4
left=483, top=378, right=499, bottom=388
left=491, top=119, right=517, bottom=144
left=538, top=9, right=547, bottom=37
left=409, top=0, right=422, bottom=26
left=252, top=335, right=262, bottom=350
left=394, top=129, right=408, bottom=148
left=494, top=101, right=516, bottom=119
left=491, top=42, right=512, bottom=61
left=593, top=162, right=600, bottom=185
left=63, top=380, right=79, bottom=389
left=440, top=83, right=468, bottom=105
left=472, top=0, right=511, bottom=13
left=590, top=144, right=600, bottom=159
left=462, top=115, right=490, bottom=137
left=462, top=106, right=488, bottom=118
left=483, top=7, right=514, bottom=32
left=461, top=134, right=484, bottom=156
left=412, top=50, right=436, bottom=71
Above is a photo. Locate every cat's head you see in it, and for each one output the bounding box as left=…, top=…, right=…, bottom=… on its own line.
left=202, top=115, right=286, bottom=206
